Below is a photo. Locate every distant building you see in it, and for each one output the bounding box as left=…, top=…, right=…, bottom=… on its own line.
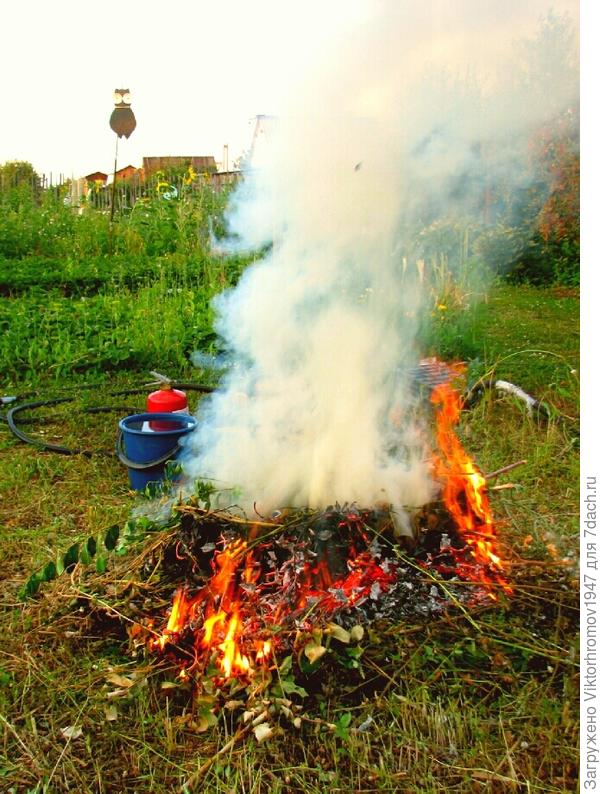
left=84, top=171, right=108, bottom=184
left=77, top=171, right=108, bottom=203
left=142, top=156, right=217, bottom=176
left=114, top=164, right=138, bottom=181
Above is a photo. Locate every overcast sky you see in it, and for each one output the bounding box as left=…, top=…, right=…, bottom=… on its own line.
left=1, top=0, right=580, bottom=179
left=0, top=0, right=366, bottom=177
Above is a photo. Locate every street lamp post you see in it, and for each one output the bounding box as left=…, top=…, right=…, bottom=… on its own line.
left=108, top=88, right=137, bottom=253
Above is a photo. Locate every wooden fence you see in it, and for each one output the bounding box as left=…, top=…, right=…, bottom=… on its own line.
left=0, top=170, right=242, bottom=212
left=77, top=170, right=241, bottom=211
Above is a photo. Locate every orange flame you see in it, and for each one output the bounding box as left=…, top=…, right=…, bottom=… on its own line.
left=431, top=380, right=512, bottom=597
left=217, top=613, right=250, bottom=677
left=298, top=549, right=396, bottom=612
left=150, top=588, right=196, bottom=651
left=256, top=640, right=272, bottom=660
left=150, top=521, right=396, bottom=679
left=150, top=539, right=253, bottom=677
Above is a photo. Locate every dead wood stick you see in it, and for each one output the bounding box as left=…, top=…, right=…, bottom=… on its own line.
left=181, top=722, right=253, bottom=792
left=489, top=483, right=519, bottom=491
left=485, top=460, right=527, bottom=481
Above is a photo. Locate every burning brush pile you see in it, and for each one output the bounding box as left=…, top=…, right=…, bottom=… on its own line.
left=126, top=378, right=512, bottom=695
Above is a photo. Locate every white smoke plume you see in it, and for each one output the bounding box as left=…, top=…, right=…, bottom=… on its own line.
left=183, top=0, right=578, bottom=514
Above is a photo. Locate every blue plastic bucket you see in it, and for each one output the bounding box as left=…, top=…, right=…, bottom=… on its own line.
left=117, top=412, right=197, bottom=490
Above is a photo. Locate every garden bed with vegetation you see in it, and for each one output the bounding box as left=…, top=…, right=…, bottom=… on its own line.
left=0, top=159, right=579, bottom=792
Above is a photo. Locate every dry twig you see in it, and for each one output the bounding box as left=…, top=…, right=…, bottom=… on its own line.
left=485, top=460, right=527, bottom=481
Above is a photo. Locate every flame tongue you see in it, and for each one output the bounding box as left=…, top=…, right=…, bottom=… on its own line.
left=431, top=380, right=512, bottom=596
left=216, top=612, right=250, bottom=678
left=198, top=539, right=254, bottom=677
left=151, top=538, right=257, bottom=677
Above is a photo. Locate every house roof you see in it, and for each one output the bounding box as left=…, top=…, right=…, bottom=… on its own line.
left=84, top=171, right=108, bottom=182
left=143, top=156, right=217, bottom=174
left=115, top=165, right=137, bottom=176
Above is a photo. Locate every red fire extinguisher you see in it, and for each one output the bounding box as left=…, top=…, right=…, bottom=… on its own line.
left=147, top=372, right=189, bottom=431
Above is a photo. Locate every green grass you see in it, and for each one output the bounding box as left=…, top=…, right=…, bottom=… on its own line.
left=424, top=283, right=579, bottom=415
left=0, top=251, right=251, bottom=297
left=0, top=249, right=261, bottom=385
left=0, top=272, right=579, bottom=792
left=0, top=285, right=214, bottom=381
left=0, top=169, right=580, bottom=793
left=0, top=182, right=580, bottom=792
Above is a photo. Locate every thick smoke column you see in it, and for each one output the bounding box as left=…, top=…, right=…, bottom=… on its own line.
left=184, top=0, right=578, bottom=513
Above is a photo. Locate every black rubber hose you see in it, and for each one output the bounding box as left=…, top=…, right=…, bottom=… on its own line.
left=6, top=399, right=130, bottom=456
left=171, top=383, right=216, bottom=395
left=3, top=383, right=215, bottom=456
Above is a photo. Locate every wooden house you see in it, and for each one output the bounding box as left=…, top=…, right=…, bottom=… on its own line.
left=142, top=156, right=217, bottom=176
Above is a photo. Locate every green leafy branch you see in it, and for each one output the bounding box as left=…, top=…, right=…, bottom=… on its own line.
left=19, top=515, right=159, bottom=600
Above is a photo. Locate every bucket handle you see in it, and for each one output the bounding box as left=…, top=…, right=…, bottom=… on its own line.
left=116, top=431, right=182, bottom=471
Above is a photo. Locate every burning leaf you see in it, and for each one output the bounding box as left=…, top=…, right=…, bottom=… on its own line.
left=304, top=641, right=327, bottom=665
left=253, top=723, right=274, bottom=743
left=142, top=496, right=509, bottom=699
left=431, top=381, right=513, bottom=597
left=128, top=623, right=146, bottom=642
left=61, top=725, right=82, bottom=740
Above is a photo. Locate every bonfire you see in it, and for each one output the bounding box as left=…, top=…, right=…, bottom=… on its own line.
left=135, top=369, right=513, bottom=690
left=15, top=360, right=576, bottom=790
